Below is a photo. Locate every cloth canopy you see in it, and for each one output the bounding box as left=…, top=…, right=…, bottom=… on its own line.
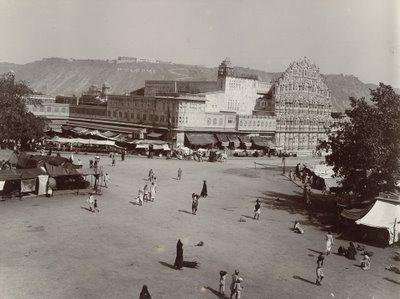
left=215, top=134, right=229, bottom=147
left=251, top=136, right=273, bottom=148
left=341, top=205, right=373, bottom=221
left=147, top=132, right=163, bottom=138
left=49, top=136, right=117, bottom=146
left=186, top=133, right=216, bottom=146
left=324, top=178, right=341, bottom=190
left=45, top=163, right=80, bottom=177
left=77, top=168, right=96, bottom=176
left=238, top=135, right=252, bottom=148
left=227, top=135, right=241, bottom=147
left=101, top=131, right=119, bottom=138
left=0, top=169, right=21, bottom=181
left=355, top=196, right=400, bottom=244
left=136, top=144, right=149, bottom=149
left=20, top=167, right=47, bottom=179
left=0, top=181, right=5, bottom=191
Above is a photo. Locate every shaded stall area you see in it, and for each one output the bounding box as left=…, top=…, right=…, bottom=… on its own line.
left=215, top=134, right=230, bottom=148
left=185, top=133, right=217, bottom=149
left=227, top=134, right=241, bottom=148
left=340, top=192, right=400, bottom=246
left=251, top=136, right=274, bottom=152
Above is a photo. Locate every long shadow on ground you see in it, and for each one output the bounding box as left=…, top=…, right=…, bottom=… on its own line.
left=258, top=191, right=339, bottom=232
left=159, top=261, right=199, bottom=270
left=383, top=277, right=400, bottom=285
left=204, top=286, right=227, bottom=298
left=293, top=275, right=316, bottom=285
left=178, top=210, right=193, bottom=215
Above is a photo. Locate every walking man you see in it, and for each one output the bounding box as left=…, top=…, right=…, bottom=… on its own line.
left=93, top=198, right=99, bottom=212
left=177, top=168, right=182, bottom=180
left=192, top=194, right=199, bottom=215
left=254, top=199, right=261, bottom=220
left=87, top=193, right=94, bottom=212
left=143, top=184, right=149, bottom=202
left=150, top=182, right=156, bottom=202
left=316, top=253, right=325, bottom=286
left=230, top=270, right=240, bottom=299
left=136, top=189, right=144, bottom=206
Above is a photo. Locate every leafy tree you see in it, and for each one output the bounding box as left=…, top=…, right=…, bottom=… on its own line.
left=0, top=72, right=46, bottom=149
left=325, top=83, right=400, bottom=202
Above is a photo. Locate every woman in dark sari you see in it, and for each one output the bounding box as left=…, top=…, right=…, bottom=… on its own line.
left=174, top=239, right=184, bottom=269
left=200, top=180, right=208, bottom=197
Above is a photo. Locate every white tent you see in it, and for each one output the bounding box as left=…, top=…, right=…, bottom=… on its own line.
left=356, top=194, right=400, bottom=245
left=49, top=136, right=117, bottom=147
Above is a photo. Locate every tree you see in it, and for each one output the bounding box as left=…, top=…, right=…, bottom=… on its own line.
left=324, top=83, right=400, bottom=202
left=0, top=72, right=46, bottom=149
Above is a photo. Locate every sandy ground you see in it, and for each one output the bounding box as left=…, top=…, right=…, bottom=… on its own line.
left=0, top=153, right=399, bottom=299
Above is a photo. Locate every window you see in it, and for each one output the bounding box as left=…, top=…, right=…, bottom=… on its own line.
left=257, top=121, right=260, bottom=127
left=108, top=111, right=111, bottom=117
left=228, top=119, right=233, bottom=124
left=143, top=114, right=147, bottom=120
left=219, top=118, right=223, bottom=126
left=119, top=112, right=123, bottom=118
left=113, top=111, right=117, bottom=117
left=207, top=118, right=211, bottom=125
left=61, top=107, right=66, bottom=113
left=213, top=118, right=217, bottom=125
left=160, top=115, right=164, bottom=122
left=47, top=107, right=51, bottom=112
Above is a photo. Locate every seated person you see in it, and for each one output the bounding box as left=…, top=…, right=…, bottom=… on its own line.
left=345, top=242, right=357, bottom=260
left=293, top=221, right=304, bottom=234
left=338, top=245, right=346, bottom=256
left=361, top=253, right=371, bottom=270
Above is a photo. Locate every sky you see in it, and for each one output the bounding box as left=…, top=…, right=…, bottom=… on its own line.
left=0, top=0, right=399, bottom=86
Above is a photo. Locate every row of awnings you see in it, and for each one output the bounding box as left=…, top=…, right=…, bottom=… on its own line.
left=48, top=136, right=170, bottom=150
left=185, top=133, right=274, bottom=148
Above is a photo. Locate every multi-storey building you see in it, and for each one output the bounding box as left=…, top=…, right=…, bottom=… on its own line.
left=25, top=95, right=69, bottom=131
left=65, top=58, right=333, bottom=153
left=255, top=57, right=333, bottom=154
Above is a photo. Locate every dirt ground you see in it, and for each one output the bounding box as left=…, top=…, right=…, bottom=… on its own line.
left=0, top=153, right=399, bottom=298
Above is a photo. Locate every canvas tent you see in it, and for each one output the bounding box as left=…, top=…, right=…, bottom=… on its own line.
left=341, top=192, right=400, bottom=245
left=355, top=194, right=400, bottom=245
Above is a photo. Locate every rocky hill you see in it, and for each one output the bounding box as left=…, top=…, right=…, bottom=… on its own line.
left=0, top=57, right=386, bottom=112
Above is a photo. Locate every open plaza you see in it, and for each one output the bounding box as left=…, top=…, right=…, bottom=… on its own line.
left=0, top=153, right=399, bottom=298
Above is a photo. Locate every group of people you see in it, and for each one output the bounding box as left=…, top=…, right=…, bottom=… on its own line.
left=315, top=232, right=372, bottom=286
left=219, top=269, right=243, bottom=299
left=86, top=193, right=99, bottom=213
left=135, top=169, right=158, bottom=206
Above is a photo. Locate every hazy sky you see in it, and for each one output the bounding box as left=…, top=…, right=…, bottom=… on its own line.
left=0, top=0, right=399, bottom=86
